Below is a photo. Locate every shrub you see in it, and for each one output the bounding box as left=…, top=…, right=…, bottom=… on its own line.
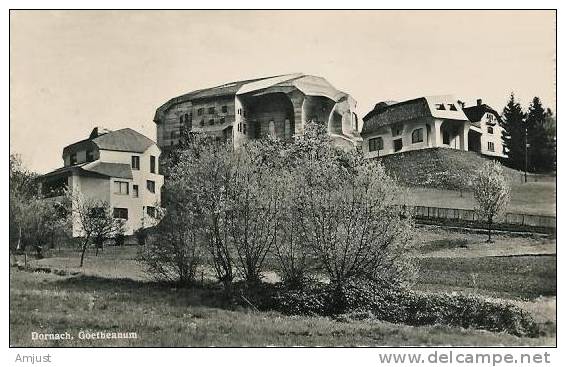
left=270, top=280, right=540, bottom=337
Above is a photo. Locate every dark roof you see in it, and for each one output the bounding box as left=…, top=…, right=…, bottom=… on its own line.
left=463, top=104, right=502, bottom=123
left=63, top=128, right=156, bottom=155
left=82, top=161, right=133, bottom=179
left=362, top=97, right=431, bottom=134
left=41, top=161, right=132, bottom=181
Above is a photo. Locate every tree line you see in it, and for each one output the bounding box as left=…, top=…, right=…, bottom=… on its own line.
left=500, top=94, right=556, bottom=173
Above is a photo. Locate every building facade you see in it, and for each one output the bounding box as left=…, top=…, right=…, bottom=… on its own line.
left=361, top=95, right=505, bottom=158
left=40, top=127, right=164, bottom=236
left=153, top=73, right=362, bottom=154
left=462, top=99, right=506, bottom=157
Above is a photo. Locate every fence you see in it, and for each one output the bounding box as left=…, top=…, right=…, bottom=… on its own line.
left=411, top=205, right=556, bottom=230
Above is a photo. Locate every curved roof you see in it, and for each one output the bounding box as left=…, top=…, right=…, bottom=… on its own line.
left=154, top=74, right=353, bottom=123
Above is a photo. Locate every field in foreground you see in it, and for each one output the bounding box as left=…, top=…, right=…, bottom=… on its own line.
left=10, top=229, right=556, bottom=347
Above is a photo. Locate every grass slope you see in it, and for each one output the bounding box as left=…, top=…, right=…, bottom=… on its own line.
left=379, top=148, right=523, bottom=189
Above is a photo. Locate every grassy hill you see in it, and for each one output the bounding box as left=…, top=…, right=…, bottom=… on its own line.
left=378, top=148, right=523, bottom=190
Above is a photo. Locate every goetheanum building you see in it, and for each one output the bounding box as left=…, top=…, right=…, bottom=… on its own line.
left=361, top=95, right=505, bottom=158
left=153, top=73, right=362, bottom=153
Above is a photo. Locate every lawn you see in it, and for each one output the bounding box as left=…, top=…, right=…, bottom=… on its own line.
left=9, top=228, right=556, bottom=347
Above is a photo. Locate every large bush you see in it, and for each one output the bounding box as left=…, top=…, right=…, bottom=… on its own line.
left=268, top=281, right=539, bottom=337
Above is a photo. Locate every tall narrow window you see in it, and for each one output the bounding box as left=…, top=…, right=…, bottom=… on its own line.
left=268, top=120, right=276, bottom=137
left=488, top=142, right=495, bottom=152
left=70, top=153, right=77, bottom=165
left=412, top=128, right=424, bottom=143
left=222, top=105, right=228, bottom=113
left=131, top=156, right=140, bottom=170
left=133, top=184, right=139, bottom=198
left=150, top=156, right=156, bottom=174
left=146, top=180, right=156, bottom=193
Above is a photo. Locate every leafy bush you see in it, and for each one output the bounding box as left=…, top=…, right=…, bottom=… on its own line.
left=270, top=281, right=540, bottom=337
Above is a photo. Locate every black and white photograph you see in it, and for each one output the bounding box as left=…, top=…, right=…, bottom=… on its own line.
left=5, top=4, right=560, bottom=364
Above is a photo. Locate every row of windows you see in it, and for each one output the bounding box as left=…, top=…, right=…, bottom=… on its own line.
left=197, top=117, right=227, bottom=127
left=368, top=128, right=424, bottom=152
left=113, top=206, right=156, bottom=220
left=196, top=105, right=229, bottom=116
left=131, top=155, right=156, bottom=173
left=114, top=180, right=156, bottom=196
left=69, top=150, right=96, bottom=165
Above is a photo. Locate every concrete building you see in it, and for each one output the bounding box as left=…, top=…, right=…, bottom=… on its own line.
left=462, top=99, right=506, bottom=158
left=361, top=95, right=505, bottom=158
left=153, top=73, right=362, bottom=154
left=40, top=127, right=164, bottom=236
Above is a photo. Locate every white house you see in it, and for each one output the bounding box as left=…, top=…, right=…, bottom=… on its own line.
left=360, top=95, right=505, bottom=158
left=462, top=99, right=506, bottom=158
left=40, top=127, right=164, bottom=236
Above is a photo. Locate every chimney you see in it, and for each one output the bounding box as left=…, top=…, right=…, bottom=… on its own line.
left=476, top=98, right=482, bottom=106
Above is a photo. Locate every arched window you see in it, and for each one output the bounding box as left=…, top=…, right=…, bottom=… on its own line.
left=412, top=128, right=424, bottom=143
left=487, top=126, right=494, bottom=134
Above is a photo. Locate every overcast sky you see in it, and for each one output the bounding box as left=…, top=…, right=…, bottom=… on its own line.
left=10, top=10, right=556, bottom=173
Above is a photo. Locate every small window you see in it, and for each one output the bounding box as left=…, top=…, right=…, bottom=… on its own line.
left=220, top=117, right=225, bottom=124
left=200, top=119, right=204, bottom=127
left=237, top=123, right=241, bottom=132
left=197, top=108, right=204, bottom=116
left=237, top=108, right=241, bottom=115
left=184, top=113, right=189, bottom=122
left=146, top=206, right=156, bottom=218
left=435, top=103, right=446, bottom=111
left=150, top=156, right=156, bottom=174
left=208, top=107, right=215, bottom=114
left=113, top=208, right=128, bottom=220
left=133, top=184, right=139, bottom=198
left=131, top=156, right=140, bottom=170
left=487, top=126, right=494, bottom=134
left=269, top=120, right=276, bottom=137
left=222, top=105, right=228, bottom=113
left=243, top=124, right=247, bottom=134
left=147, top=180, right=155, bottom=193
left=86, top=150, right=95, bottom=162
left=443, top=131, right=450, bottom=145
left=448, top=103, right=457, bottom=111
left=488, top=142, right=495, bottom=152
left=368, top=137, right=383, bottom=152
left=412, top=128, right=424, bottom=143
left=393, top=138, right=403, bottom=152
left=179, top=116, right=183, bottom=124
left=209, top=119, right=215, bottom=125
left=70, top=153, right=77, bottom=165
left=114, top=181, right=129, bottom=195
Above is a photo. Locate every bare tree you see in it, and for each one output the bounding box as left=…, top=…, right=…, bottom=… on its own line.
left=68, top=192, right=121, bottom=267
left=472, top=161, right=510, bottom=242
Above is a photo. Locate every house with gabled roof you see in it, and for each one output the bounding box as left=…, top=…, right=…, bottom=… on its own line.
left=153, top=73, right=362, bottom=154
left=40, top=127, right=164, bottom=236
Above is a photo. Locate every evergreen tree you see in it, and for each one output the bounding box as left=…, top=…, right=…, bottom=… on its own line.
left=500, top=93, right=526, bottom=170
left=525, top=97, right=555, bottom=172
